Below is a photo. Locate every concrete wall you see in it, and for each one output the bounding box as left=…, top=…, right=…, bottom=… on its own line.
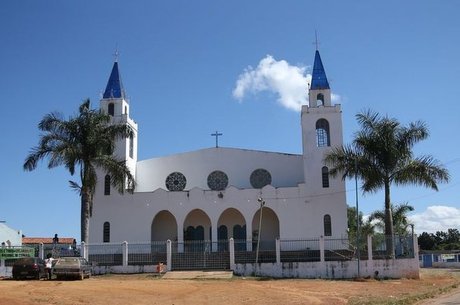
left=135, top=148, right=304, bottom=191
left=0, top=223, right=22, bottom=247
left=432, top=262, right=460, bottom=268
left=89, top=183, right=347, bottom=243
left=234, top=258, right=420, bottom=279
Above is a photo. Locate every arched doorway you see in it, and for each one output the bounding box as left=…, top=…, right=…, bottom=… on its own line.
left=217, top=208, right=246, bottom=251
left=151, top=210, right=177, bottom=242
left=150, top=210, right=176, bottom=264
left=251, top=207, right=279, bottom=250
left=183, top=209, right=211, bottom=252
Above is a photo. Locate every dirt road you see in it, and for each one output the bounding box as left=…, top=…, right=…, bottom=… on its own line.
left=1, top=269, right=459, bottom=305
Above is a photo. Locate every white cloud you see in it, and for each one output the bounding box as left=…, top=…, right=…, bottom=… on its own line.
left=233, top=55, right=311, bottom=112
left=409, top=205, right=460, bottom=234
left=331, top=93, right=341, bottom=103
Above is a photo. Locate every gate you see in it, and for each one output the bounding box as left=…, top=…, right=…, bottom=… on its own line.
left=171, top=240, right=230, bottom=270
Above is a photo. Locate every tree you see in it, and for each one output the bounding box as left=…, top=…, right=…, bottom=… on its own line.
left=418, top=232, right=436, bottom=250
left=347, top=206, right=375, bottom=254
left=24, top=99, right=135, bottom=243
left=325, top=110, right=449, bottom=256
left=347, top=206, right=375, bottom=240
left=368, top=203, right=414, bottom=236
left=418, top=229, right=460, bottom=250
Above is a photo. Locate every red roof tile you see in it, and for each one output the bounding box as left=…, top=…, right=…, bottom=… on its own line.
left=22, top=237, right=76, bottom=244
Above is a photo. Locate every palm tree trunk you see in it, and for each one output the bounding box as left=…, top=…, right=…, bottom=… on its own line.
left=81, top=188, right=91, bottom=243
left=384, top=179, right=395, bottom=258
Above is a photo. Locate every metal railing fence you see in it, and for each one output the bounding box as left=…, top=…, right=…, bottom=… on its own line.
left=280, top=239, right=320, bottom=262
left=372, top=234, right=414, bottom=259
left=128, top=241, right=167, bottom=265
left=87, top=243, right=123, bottom=266
left=76, top=234, right=415, bottom=269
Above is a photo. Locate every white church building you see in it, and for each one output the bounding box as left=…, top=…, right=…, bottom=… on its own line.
left=89, top=50, right=348, bottom=249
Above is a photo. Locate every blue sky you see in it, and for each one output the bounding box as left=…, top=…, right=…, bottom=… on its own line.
left=1, top=1, right=459, bottom=241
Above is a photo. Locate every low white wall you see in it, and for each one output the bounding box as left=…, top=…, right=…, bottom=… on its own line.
left=234, top=258, right=420, bottom=279
left=432, top=262, right=460, bottom=268
left=92, top=265, right=159, bottom=275
left=2, top=259, right=419, bottom=279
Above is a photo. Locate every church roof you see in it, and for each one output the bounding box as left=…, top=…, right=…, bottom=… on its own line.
left=310, top=50, right=330, bottom=90
left=103, top=61, right=126, bottom=99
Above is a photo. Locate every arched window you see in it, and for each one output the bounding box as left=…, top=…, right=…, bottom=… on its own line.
left=316, top=119, right=330, bottom=147
left=324, top=215, right=332, bottom=236
left=316, top=93, right=324, bottom=106
left=129, top=134, right=134, bottom=159
left=104, top=175, right=110, bottom=195
left=322, top=166, right=329, bottom=188
left=124, top=106, right=128, bottom=115
left=108, top=103, right=115, bottom=116
left=103, top=222, right=110, bottom=243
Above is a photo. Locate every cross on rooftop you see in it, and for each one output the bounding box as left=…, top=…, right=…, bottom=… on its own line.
left=313, top=30, right=320, bottom=50
left=211, top=131, right=223, bottom=148
left=113, top=48, right=120, bottom=62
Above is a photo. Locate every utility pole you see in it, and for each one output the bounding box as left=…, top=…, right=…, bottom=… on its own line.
left=255, top=197, right=265, bottom=264
left=355, top=159, right=360, bottom=278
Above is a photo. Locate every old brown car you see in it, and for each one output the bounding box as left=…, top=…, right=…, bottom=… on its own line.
left=53, top=257, right=91, bottom=280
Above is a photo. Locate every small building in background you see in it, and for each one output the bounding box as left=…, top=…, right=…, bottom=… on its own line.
left=0, top=221, right=22, bottom=247
left=22, top=235, right=77, bottom=257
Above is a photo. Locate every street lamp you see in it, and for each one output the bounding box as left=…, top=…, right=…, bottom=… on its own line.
left=255, top=197, right=265, bottom=264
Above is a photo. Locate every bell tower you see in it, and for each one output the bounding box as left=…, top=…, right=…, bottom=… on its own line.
left=100, top=59, right=138, bottom=179
left=301, top=49, right=345, bottom=196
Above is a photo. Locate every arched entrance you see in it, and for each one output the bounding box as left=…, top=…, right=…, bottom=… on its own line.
left=252, top=207, right=279, bottom=250
left=151, top=210, right=177, bottom=242
left=182, top=209, right=211, bottom=253
left=218, top=208, right=246, bottom=250
left=183, top=209, right=212, bottom=241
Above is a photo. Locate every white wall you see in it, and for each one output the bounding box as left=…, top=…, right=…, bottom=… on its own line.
left=0, top=223, right=22, bottom=246
left=89, top=183, right=348, bottom=243
left=135, top=148, right=304, bottom=192
left=234, top=258, right=420, bottom=279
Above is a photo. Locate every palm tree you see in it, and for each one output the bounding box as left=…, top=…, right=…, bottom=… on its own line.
left=325, top=110, right=449, bottom=256
left=24, top=99, right=135, bottom=243
left=368, top=203, right=414, bottom=236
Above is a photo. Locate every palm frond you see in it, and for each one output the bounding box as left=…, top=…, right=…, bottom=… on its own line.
left=68, top=180, right=82, bottom=195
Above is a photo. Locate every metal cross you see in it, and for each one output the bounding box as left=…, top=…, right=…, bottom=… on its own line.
left=313, top=30, right=320, bottom=50
left=211, top=131, right=223, bottom=148
left=113, top=47, right=120, bottom=62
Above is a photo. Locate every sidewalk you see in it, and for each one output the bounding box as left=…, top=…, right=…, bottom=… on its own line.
left=161, top=271, right=233, bottom=279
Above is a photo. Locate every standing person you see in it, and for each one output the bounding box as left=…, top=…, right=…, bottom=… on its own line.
left=44, top=253, right=54, bottom=280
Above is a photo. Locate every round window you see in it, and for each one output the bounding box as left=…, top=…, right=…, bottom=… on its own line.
left=207, top=170, right=229, bottom=191
left=250, top=168, right=272, bottom=189
left=165, top=172, right=187, bottom=191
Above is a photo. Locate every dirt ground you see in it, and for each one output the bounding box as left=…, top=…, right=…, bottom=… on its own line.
left=1, top=269, right=459, bottom=305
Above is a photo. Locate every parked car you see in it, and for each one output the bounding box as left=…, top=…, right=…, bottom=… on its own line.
left=53, top=257, right=91, bottom=280
left=12, top=257, right=47, bottom=280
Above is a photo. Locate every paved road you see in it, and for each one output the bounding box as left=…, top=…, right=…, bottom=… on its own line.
left=418, top=287, right=460, bottom=305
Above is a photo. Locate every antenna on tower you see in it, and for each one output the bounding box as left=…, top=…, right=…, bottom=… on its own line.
left=113, top=44, right=120, bottom=62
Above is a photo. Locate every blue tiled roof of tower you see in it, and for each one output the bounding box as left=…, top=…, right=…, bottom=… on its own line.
left=103, top=62, right=126, bottom=99
left=310, top=50, right=330, bottom=90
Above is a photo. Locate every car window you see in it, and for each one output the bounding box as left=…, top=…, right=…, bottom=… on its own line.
left=55, top=258, right=80, bottom=266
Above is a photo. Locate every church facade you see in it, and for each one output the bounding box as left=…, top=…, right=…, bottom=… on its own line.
left=89, top=50, right=348, bottom=249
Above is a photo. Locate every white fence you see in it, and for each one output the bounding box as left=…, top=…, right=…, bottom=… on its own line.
left=76, top=235, right=419, bottom=279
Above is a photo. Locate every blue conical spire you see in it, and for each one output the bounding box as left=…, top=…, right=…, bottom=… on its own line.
left=103, top=61, right=126, bottom=99
left=310, top=50, right=330, bottom=90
